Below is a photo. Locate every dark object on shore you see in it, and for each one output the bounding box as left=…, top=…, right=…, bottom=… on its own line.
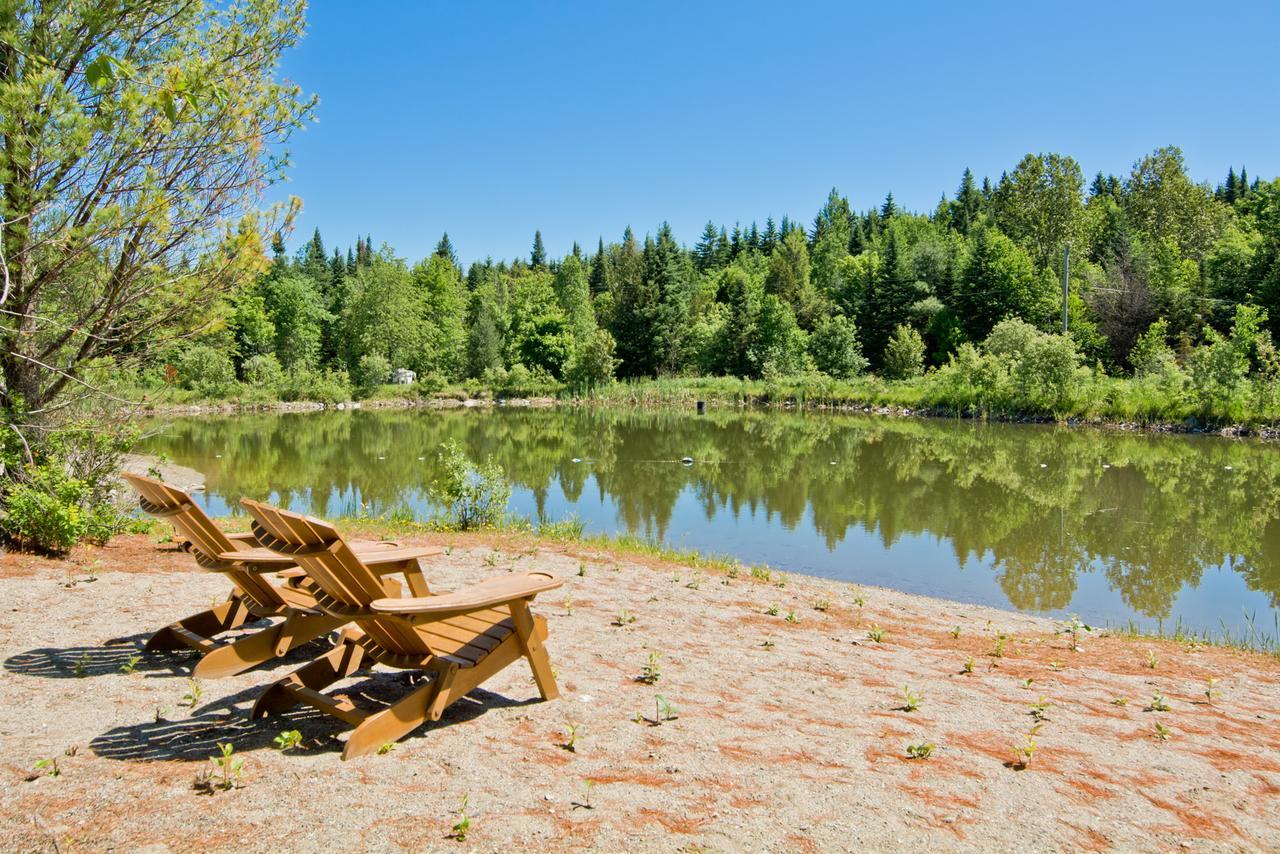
left=697, top=400, right=706, bottom=414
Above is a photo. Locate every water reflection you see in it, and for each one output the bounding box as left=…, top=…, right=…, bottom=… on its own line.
left=140, top=407, right=1280, bottom=636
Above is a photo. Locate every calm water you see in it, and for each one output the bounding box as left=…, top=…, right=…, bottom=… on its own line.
left=140, top=407, right=1280, bottom=638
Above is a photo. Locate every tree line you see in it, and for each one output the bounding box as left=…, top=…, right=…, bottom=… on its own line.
left=150, top=146, right=1280, bottom=404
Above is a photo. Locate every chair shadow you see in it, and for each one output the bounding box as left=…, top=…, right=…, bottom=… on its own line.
left=3, top=634, right=195, bottom=679
left=90, top=672, right=544, bottom=763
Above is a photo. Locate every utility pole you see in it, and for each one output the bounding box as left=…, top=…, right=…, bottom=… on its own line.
left=1062, top=243, right=1070, bottom=334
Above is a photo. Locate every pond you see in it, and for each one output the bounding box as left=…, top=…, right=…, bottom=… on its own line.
left=140, top=406, right=1280, bottom=639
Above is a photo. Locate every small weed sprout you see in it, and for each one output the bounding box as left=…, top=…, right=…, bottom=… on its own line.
left=183, top=678, right=203, bottom=708
left=950, top=625, right=961, bottom=639
left=905, top=742, right=935, bottom=760
left=1111, top=697, right=1129, bottom=706
left=577, top=563, right=587, bottom=577
left=1145, top=649, right=1159, bottom=669
left=1012, top=724, right=1042, bottom=769
left=563, top=595, right=574, bottom=616
left=119, top=654, right=142, bottom=675
left=991, top=637, right=1007, bottom=658
left=33, top=758, right=60, bottom=778
left=750, top=566, right=771, bottom=583
left=483, top=552, right=499, bottom=567
left=580, top=779, right=595, bottom=809
left=1049, top=660, right=1062, bottom=671
left=765, top=603, right=780, bottom=616
left=1147, top=692, right=1170, bottom=712
left=962, top=656, right=975, bottom=674
left=1153, top=722, right=1172, bottom=741
left=377, top=742, right=396, bottom=755
left=451, top=794, right=471, bottom=841
left=686, top=572, right=704, bottom=590
left=637, top=651, right=662, bottom=684
left=64, top=745, right=78, bottom=757
left=1059, top=615, right=1092, bottom=652
left=813, top=598, right=831, bottom=612
left=612, top=608, right=636, bottom=626
left=1204, top=677, right=1219, bottom=704
left=562, top=723, right=580, bottom=752
left=273, top=730, right=303, bottom=752
left=726, top=564, right=740, bottom=579
left=761, top=637, right=775, bottom=650
left=899, top=686, right=923, bottom=712
left=1020, top=677, right=1035, bottom=689
left=867, top=625, right=885, bottom=643
left=853, top=596, right=865, bottom=608
left=784, top=610, right=799, bottom=624
left=654, top=694, right=677, bottom=724
left=209, top=743, right=243, bottom=792
left=73, top=652, right=89, bottom=677
left=1029, top=697, right=1051, bottom=722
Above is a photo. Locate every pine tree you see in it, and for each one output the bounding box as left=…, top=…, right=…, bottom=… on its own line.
left=571, top=241, right=582, bottom=259
left=730, top=223, right=743, bottom=259
left=694, top=221, right=720, bottom=271
left=1238, top=165, right=1250, bottom=200
left=1222, top=167, right=1238, bottom=204
left=715, top=226, right=731, bottom=268
left=880, top=192, right=898, bottom=220
left=748, top=221, right=760, bottom=252
left=346, top=247, right=356, bottom=275
left=530, top=230, right=547, bottom=269
left=953, top=168, right=982, bottom=235
left=329, top=247, right=345, bottom=285
left=270, top=231, right=287, bottom=266
left=609, top=226, right=656, bottom=377
left=589, top=237, right=611, bottom=295
left=434, top=232, right=459, bottom=266
left=762, top=216, right=779, bottom=254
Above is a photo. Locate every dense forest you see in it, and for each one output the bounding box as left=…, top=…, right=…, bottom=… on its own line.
left=131, top=146, right=1280, bottom=421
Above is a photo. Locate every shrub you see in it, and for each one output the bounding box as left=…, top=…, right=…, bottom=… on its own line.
left=352, top=354, right=391, bottom=394
left=1, top=466, right=91, bottom=553
left=276, top=368, right=352, bottom=404
left=429, top=441, right=511, bottom=530
left=808, top=314, right=867, bottom=379
left=241, top=353, right=283, bottom=387
left=174, top=345, right=236, bottom=395
left=564, top=328, right=620, bottom=394
left=882, top=324, right=926, bottom=380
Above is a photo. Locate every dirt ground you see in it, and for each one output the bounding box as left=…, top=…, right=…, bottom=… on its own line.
left=1, top=531, right=1279, bottom=852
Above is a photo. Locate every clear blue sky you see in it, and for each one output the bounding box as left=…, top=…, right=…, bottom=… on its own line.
left=274, top=1, right=1280, bottom=266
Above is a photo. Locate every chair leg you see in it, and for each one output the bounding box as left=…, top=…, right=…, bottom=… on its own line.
left=194, top=612, right=345, bottom=679
left=251, top=631, right=367, bottom=719
left=342, top=660, right=458, bottom=760
left=144, top=594, right=251, bottom=652
left=511, top=602, right=559, bottom=701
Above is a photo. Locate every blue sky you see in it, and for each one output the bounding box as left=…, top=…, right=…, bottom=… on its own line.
left=274, top=1, right=1280, bottom=266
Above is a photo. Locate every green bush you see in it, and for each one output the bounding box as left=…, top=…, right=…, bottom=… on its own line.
left=882, top=324, right=926, bottom=380
left=808, top=315, right=867, bottom=379
left=352, top=354, right=391, bottom=393
left=429, top=441, right=510, bottom=530
left=2, top=466, right=90, bottom=553
left=175, top=345, right=236, bottom=395
left=276, top=368, right=352, bottom=404
left=241, top=353, right=283, bottom=387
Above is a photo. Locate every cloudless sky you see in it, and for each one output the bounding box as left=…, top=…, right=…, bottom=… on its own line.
left=273, top=1, right=1280, bottom=266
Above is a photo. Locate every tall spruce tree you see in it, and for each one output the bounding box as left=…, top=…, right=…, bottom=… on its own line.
left=530, top=230, right=547, bottom=269
left=694, top=221, right=721, bottom=271
left=434, top=232, right=459, bottom=267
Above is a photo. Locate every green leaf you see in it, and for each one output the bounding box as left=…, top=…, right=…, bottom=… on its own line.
left=160, top=91, right=178, bottom=123
left=85, top=55, right=116, bottom=91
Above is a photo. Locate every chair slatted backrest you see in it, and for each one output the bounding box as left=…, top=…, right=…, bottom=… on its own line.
left=122, top=472, right=285, bottom=610
left=240, top=499, right=433, bottom=656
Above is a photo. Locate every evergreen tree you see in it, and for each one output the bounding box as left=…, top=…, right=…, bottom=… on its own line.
left=329, top=248, right=345, bottom=286
left=571, top=240, right=582, bottom=259
left=730, top=223, right=744, bottom=259
left=880, top=192, right=898, bottom=220
left=694, top=221, right=721, bottom=272
left=346, top=247, right=356, bottom=275
left=530, top=230, right=547, bottom=269
left=609, top=226, right=655, bottom=377
left=953, top=168, right=982, bottom=235
left=589, top=237, right=611, bottom=295
left=648, top=222, right=692, bottom=373
left=434, top=232, right=459, bottom=267
left=762, top=216, right=779, bottom=254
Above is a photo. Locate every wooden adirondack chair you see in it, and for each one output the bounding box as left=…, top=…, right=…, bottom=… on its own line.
left=122, top=473, right=441, bottom=678
left=240, top=498, right=563, bottom=759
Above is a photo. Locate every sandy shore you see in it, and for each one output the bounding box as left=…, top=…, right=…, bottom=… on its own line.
left=1, top=530, right=1278, bottom=851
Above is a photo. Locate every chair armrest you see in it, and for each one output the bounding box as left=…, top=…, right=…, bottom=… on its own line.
left=360, top=545, right=445, bottom=565
left=370, top=572, right=562, bottom=620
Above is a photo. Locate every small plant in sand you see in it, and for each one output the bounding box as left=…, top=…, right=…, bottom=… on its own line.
left=32, top=758, right=60, bottom=778
left=1153, top=722, right=1172, bottom=741
left=1058, top=615, right=1092, bottom=652
left=686, top=572, right=704, bottom=590
left=654, top=694, right=677, bottom=724
left=73, top=652, right=90, bottom=677
left=750, top=566, right=771, bottom=583
left=899, top=686, right=923, bottom=712
left=1011, top=724, right=1042, bottom=769
left=637, top=651, right=662, bottom=684
left=562, top=596, right=574, bottom=616
left=377, top=742, right=396, bottom=755
left=761, top=637, right=776, bottom=650
left=1020, top=677, right=1035, bottom=689
left=577, top=563, right=587, bottom=577
left=273, top=730, right=303, bottom=752
left=962, top=656, right=975, bottom=674
left=119, top=654, right=142, bottom=675
left=612, top=608, right=636, bottom=626
left=183, top=678, right=203, bottom=708
left=813, top=598, right=831, bottom=612
left=1029, top=697, right=1051, bottom=722
left=578, top=779, right=595, bottom=809
left=64, top=745, right=78, bottom=757
left=1145, top=649, right=1159, bottom=669
left=950, top=625, right=962, bottom=639
left=483, top=552, right=499, bottom=567
left=194, top=743, right=244, bottom=793
left=1049, top=660, right=1062, bottom=671
left=867, top=625, right=886, bottom=643
left=562, top=723, right=580, bottom=752
left=784, top=610, right=799, bottom=624
left=1204, top=677, right=1220, bottom=704
left=905, top=742, right=935, bottom=760
left=726, top=564, right=740, bottom=580
left=853, top=595, right=865, bottom=608
left=450, top=794, right=471, bottom=841
left=1111, top=697, right=1129, bottom=707
left=991, top=636, right=1008, bottom=658
left=765, top=603, right=780, bottom=616
left=1146, top=692, right=1170, bottom=712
